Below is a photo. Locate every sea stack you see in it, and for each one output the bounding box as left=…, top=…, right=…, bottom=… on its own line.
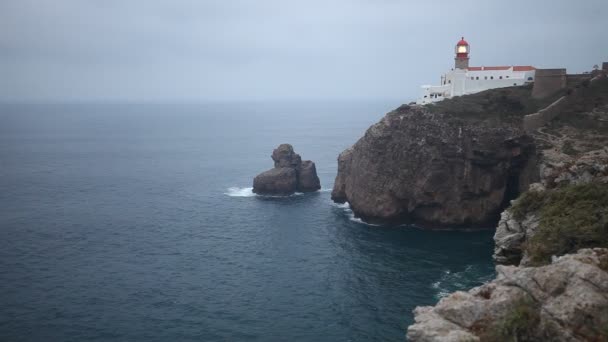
left=253, top=144, right=321, bottom=195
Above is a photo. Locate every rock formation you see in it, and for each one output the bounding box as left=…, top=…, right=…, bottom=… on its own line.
left=331, top=102, right=538, bottom=228
left=409, top=72, right=608, bottom=341
left=407, top=248, right=608, bottom=342
left=494, top=81, right=608, bottom=265
left=253, top=144, right=320, bottom=195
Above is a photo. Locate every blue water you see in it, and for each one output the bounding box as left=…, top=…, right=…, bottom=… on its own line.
left=0, top=103, right=495, bottom=341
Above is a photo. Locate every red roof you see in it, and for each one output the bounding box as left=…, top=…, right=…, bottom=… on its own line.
left=467, top=66, right=535, bottom=71
left=457, top=37, right=469, bottom=46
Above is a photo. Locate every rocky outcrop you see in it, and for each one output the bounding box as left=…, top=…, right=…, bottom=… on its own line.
left=331, top=105, right=538, bottom=228
left=408, top=248, right=608, bottom=342
left=494, top=95, right=608, bottom=265
left=253, top=144, right=320, bottom=195
left=493, top=149, right=608, bottom=267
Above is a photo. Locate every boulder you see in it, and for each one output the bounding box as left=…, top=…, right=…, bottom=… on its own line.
left=253, top=144, right=320, bottom=195
left=252, top=168, right=297, bottom=196
left=407, top=248, right=608, bottom=342
left=297, top=160, right=321, bottom=192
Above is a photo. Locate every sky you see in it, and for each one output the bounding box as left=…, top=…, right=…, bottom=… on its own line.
left=1, top=0, right=607, bottom=103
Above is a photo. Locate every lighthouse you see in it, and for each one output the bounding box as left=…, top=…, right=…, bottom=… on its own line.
left=455, top=37, right=470, bottom=69
left=415, top=37, right=536, bottom=105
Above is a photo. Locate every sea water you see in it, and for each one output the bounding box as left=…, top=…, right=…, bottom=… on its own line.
left=0, top=102, right=495, bottom=341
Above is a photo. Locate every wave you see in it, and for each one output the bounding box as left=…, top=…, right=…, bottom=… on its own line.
left=431, top=265, right=494, bottom=299
left=224, top=187, right=309, bottom=198
left=224, top=187, right=256, bottom=197
left=331, top=201, right=380, bottom=226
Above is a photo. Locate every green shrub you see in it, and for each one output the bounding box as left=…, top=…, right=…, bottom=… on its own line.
left=519, top=183, right=608, bottom=266
left=479, top=297, right=540, bottom=342
left=561, top=140, right=577, bottom=156
left=510, top=189, right=547, bottom=221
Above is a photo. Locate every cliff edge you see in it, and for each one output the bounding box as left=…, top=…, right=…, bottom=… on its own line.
left=331, top=86, right=544, bottom=228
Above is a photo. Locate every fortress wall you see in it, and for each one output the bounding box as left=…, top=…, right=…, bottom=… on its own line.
left=523, top=71, right=604, bottom=133
left=523, top=96, right=567, bottom=133
left=566, top=74, right=591, bottom=85
left=531, top=68, right=567, bottom=99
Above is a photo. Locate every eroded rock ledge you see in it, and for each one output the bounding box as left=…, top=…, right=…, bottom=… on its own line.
left=407, top=248, right=608, bottom=342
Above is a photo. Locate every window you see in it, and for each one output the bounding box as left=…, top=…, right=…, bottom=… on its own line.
left=527, top=77, right=533, bottom=81
left=484, top=76, right=488, bottom=80
left=471, top=77, right=474, bottom=80
left=506, top=76, right=510, bottom=78
left=513, top=83, right=517, bottom=86
left=438, top=94, right=442, bottom=97
left=448, top=80, right=451, bottom=84
left=499, top=76, right=503, bottom=79
left=490, top=76, right=494, bottom=80
left=424, top=95, right=427, bottom=98
left=476, top=76, right=479, bottom=80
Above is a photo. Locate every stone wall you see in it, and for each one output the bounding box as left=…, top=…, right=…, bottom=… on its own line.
left=531, top=68, right=567, bottom=99
left=523, top=71, right=603, bottom=133
left=523, top=96, right=567, bottom=133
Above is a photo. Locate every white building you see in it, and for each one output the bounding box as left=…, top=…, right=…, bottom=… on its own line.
left=416, top=37, right=536, bottom=105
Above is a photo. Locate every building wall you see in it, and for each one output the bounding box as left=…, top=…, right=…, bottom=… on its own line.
left=531, top=68, right=566, bottom=99
left=416, top=68, right=535, bottom=105
left=603, top=62, right=608, bottom=71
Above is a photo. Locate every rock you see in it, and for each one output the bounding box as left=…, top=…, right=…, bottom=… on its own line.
left=252, top=168, right=297, bottom=195
left=493, top=199, right=540, bottom=266
left=407, top=248, right=608, bottom=342
left=252, top=144, right=320, bottom=195
left=331, top=105, right=538, bottom=227
left=298, top=160, right=321, bottom=192
left=272, top=143, right=302, bottom=169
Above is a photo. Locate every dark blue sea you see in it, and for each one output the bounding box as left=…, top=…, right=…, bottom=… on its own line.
left=0, top=102, right=495, bottom=341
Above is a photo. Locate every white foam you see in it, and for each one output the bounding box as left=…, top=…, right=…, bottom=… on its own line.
left=331, top=201, right=381, bottom=226
left=431, top=266, right=491, bottom=299
left=224, top=187, right=309, bottom=198
left=224, top=187, right=255, bottom=197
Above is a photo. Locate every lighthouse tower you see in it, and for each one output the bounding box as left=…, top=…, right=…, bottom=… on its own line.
left=455, top=37, right=470, bottom=69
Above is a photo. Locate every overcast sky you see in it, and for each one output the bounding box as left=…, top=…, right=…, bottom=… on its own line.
left=1, top=0, right=606, bottom=102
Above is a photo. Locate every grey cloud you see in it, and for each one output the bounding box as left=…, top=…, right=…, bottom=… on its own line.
left=1, top=0, right=606, bottom=102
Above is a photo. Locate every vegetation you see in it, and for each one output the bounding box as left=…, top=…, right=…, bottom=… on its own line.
left=510, top=182, right=608, bottom=266
left=426, top=84, right=563, bottom=124
left=561, top=140, right=577, bottom=156
left=478, top=297, right=540, bottom=342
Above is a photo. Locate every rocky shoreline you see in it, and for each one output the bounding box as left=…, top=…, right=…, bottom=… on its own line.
left=327, top=69, right=608, bottom=339
left=405, top=74, right=608, bottom=340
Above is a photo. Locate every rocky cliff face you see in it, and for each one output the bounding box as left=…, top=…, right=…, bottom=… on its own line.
left=407, top=248, right=608, bottom=342
left=253, top=144, right=321, bottom=195
left=331, top=104, right=538, bottom=228
left=494, top=80, right=608, bottom=266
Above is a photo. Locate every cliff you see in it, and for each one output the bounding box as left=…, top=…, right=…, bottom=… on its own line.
left=331, top=86, right=545, bottom=228
left=494, top=76, right=608, bottom=266
left=408, top=74, right=608, bottom=340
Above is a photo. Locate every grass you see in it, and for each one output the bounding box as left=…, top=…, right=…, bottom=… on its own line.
left=478, top=297, right=540, bottom=342
left=509, top=182, right=608, bottom=266
left=426, top=84, right=563, bottom=124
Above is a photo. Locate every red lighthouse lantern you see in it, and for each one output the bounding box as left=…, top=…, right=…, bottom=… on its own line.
left=455, top=37, right=470, bottom=69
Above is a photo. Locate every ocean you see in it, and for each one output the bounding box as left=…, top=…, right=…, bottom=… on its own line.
left=0, top=102, right=495, bottom=341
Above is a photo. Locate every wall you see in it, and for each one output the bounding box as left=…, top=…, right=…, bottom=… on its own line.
left=603, top=62, right=608, bottom=71
left=523, top=72, right=603, bottom=133
left=531, top=68, right=566, bottom=99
